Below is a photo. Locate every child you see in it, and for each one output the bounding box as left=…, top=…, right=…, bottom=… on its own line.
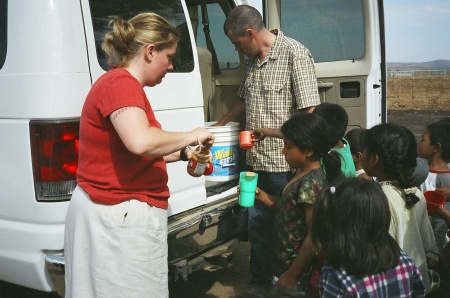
left=313, top=103, right=356, bottom=177
left=312, top=178, right=425, bottom=297
left=418, top=121, right=450, bottom=259
left=428, top=206, right=450, bottom=298
left=362, top=123, right=436, bottom=293
left=344, top=128, right=371, bottom=180
left=255, top=113, right=343, bottom=295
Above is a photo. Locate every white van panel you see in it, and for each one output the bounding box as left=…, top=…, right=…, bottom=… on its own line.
left=149, top=72, right=204, bottom=112
left=0, top=120, right=67, bottom=291
left=0, top=121, right=68, bottom=222
left=0, top=74, right=90, bottom=118
left=5, top=1, right=88, bottom=73
left=156, top=107, right=207, bottom=216
left=1, top=1, right=91, bottom=118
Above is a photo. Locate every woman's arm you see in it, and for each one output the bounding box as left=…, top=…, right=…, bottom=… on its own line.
left=110, top=106, right=214, bottom=158
left=277, top=204, right=316, bottom=289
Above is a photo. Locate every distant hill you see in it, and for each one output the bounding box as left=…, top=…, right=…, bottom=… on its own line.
left=387, top=59, right=450, bottom=71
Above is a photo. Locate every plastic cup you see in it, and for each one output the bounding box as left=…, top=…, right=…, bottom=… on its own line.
left=424, top=190, right=446, bottom=216
left=239, top=131, right=253, bottom=150
left=239, top=171, right=258, bottom=207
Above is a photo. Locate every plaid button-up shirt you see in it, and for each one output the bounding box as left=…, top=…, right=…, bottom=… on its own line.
left=238, top=30, right=320, bottom=172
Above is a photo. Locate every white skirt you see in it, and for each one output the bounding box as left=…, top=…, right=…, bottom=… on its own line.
left=64, top=186, right=168, bottom=298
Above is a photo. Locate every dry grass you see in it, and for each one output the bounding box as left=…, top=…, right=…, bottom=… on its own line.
left=387, top=75, right=450, bottom=111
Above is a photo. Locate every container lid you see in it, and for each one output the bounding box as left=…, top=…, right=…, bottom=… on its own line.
left=205, top=121, right=240, bottom=133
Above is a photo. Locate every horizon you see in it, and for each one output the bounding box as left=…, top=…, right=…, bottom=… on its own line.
left=387, top=59, right=450, bottom=64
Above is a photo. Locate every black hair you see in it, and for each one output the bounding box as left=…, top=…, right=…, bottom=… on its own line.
left=313, top=103, right=349, bottom=147
left=437, top=117, right=450, bottom=125
left=363, top=123, right=420, bottom=207
left=223, top=5, right=264, bottom=37
left=344, top=128, right=367, bottom=155
left=312, top=178, right=400, bottom=278
left=281, top=113, right=343, bottom=184
left=426, top=121, right=450, bottom=162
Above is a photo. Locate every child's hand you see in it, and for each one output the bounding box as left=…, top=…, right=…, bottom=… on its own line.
left=236, top=187, right=260, bottom=198
left=252, top=127, right=283, bottom=140
left=254, top=187, right=262, bottom=201
left=435, top=205, right=450, bottom=228
left=427, top=257, right=438, bottom=268
left=276, top=270, right=298, bottom=290
left=436, top=186, right=450, bottom=201
left=252, top=128, right=266, bottom=142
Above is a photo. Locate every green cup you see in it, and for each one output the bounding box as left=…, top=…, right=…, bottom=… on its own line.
left=239, top=171, right=258, bottom=207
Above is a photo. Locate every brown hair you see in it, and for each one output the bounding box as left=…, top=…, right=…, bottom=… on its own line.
left=223, top=5, right=264, bottom=37
left=102, top=12, right=179, bottom=68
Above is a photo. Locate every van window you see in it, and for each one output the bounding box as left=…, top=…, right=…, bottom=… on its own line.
left=89, top=0, right=194, bottom=72
left=193, top=3, right=240, bottom=70
left=0, top=0, right=6, bottom=69
left=280, top=0, right=364, bottom=63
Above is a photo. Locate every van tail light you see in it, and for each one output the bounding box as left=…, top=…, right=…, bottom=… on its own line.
left=30, top=120, right=79, bottom=202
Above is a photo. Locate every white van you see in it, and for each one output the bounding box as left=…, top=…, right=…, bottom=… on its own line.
left=0, top=0, right=386, bottom=295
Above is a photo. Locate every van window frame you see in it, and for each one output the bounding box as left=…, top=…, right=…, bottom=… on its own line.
left=89, top=0, right=194, bottom=73
left=0, top=0, right=7, bottom=69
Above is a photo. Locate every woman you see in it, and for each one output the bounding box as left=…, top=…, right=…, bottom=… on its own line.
left=64, top=13, right=214, bottom=298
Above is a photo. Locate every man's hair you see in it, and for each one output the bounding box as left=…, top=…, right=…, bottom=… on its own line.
left=223, top=5, right=264, bottom=37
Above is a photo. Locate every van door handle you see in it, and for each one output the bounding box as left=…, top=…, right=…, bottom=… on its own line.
left=373, top=84, right=381, bottom=89
left=317, top=82, right=334, bottom=88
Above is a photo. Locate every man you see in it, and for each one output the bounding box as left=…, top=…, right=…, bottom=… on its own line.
left=214, top=5, right=320, bottom=285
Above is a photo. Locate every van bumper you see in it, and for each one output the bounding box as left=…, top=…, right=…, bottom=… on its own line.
left=168, top=194, right=247, bottom=281
left=45, top=193, right=247, bottom=295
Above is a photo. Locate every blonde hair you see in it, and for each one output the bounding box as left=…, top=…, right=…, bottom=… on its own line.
left=102, top=12, right=179, bottom=68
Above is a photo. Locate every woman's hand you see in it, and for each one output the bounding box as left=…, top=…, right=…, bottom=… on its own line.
left=190, top=127, right=215, bottom=149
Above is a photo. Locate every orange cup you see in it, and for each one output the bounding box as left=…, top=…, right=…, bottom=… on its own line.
left=424, top=190, right=446, bottom=216
left=239, top=131, right=253, bottom=150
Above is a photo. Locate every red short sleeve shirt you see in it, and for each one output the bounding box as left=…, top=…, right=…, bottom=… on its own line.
left=77, top=68, right=170, bottom=209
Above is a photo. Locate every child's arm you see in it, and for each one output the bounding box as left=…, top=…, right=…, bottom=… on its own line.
left=255, top=188, right=277, bottom=210
left=436, top=186, right=450, bottom=201
left=277, top=204, right=316, bottom=289
left=252, top=127, right=283, bottom=141
left=436, top=205, right=450, bottom=228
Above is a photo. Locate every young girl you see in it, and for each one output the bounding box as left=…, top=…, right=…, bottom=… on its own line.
left=255, top=113, right=343, bottom=295
left=312, top=178, right=425, bottom=297
left=362, top=123, right=436, bottom=293
left=419, top=121, right=450, bottom=257
left=344, top=128, right=371, bottom=180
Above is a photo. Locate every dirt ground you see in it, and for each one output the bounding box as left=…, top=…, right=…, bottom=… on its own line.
left=1, top=110, right=449, bottom=298
left=387, top=109, right=450, bottom=142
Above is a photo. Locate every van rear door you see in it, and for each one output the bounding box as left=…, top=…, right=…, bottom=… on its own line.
left=265, top=0, right=386, bottom=129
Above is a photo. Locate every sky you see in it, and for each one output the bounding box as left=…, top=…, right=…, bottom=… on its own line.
left=384, top=0, right=450, bottom=63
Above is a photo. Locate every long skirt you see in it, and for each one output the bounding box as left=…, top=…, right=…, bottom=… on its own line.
left=64, top=186, right=168, bottom=298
